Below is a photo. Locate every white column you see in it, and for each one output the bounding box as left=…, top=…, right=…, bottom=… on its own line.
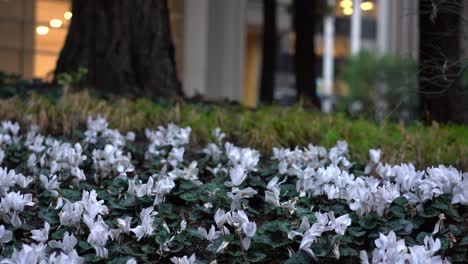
left=377, top=0, right=389, bottom=54
left=322, top=0, right=335, bottom=113
left=182, top=0, right=209, bottom=97
left=182, top=0, right=246, bottom=102
left=350, top=0, right=362, bottom=55
left=205, top=0, right=246, bottom=101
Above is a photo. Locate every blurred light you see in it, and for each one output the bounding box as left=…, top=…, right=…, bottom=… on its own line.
left=343, top=7, right=353, bottom=15
left=339, top=0, right=353, bottom=9
left=64, top=11, right=72, bottom=20
left=36, top=26, right=49, bottom=35
left=49, top=19, right=63, bottom=28
left=360, top=1, right=374, bottom=11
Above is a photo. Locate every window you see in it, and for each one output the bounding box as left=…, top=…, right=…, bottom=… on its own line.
left=0, top=0, right=71, bottom=79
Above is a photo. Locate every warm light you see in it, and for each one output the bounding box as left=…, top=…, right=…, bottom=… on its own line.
left=36, top=26, right=49, bottom=35
left=360, top=1, right=374, bottom=11
left=339, top=0, right=353, bottom=9
left=64, top=11, right=72, bottom=20
left=49, top=19, right=63, bottom=28
left=343, top=7, right=353, bottom=15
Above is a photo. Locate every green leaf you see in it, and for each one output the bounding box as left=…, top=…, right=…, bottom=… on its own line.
left=459, top=236, right=468, bottom=246
left=340, top=246, right=358, bottom=257
left=388, top=206, right=406, bottom=218
left=180, top=192, right=198, bottom=202
left=416, top=232, right=430, bottom=243
left=141, top=244, right=156, bottom=254
left=392, top=197, right=408, bottom=206
left=348, top=227, right=367, bottom=237
left=247, top=251, right=267, bottom=262
left=82, top=254, right=101, bottom=263
left=60, top=189, right=82, bottom=202
left=79, top=240, right=94, bottom=251
left=51, top=229, right=65, bottom=240
left=359, top=214, right=379, bottom=229
left=284, top=251, right=312, bottom=264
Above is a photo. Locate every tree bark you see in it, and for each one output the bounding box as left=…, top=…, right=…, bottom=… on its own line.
left=259, top=0, right=277, bottom=104
left=293, top=0, right=321, bottom=108
left=419, top=0, right=467, bottom=123
left=55, top=0, right=182, bottom=98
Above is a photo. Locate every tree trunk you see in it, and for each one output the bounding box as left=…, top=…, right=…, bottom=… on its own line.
left=55, top=0, right=182, bottom=98
left=293, top=0, right=320, bottom=108
left=419, top=0, right=467, bottom=123
left=259, top=0, right=277, bottom=104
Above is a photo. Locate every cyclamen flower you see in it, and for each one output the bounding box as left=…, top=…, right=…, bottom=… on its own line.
left=48, top=232, right=78, bottom=254
left=241, top=221, right=257, bottom=250
left=0, top=191, right=35, bottom=227
left=0, top=225, right=12, bottom=245
left=288, top=212, right=351, bottom=257
left=407, top=236, right=444, bottom=264
left=47, top=250, right=84, bottom=264
left=60, top=201, right=84, bottom=226
left=30, top=222, right=50, bottom=243
left=170, top=254, right=196, bottom=264
left=225, top=165, right=247, bottom=187
left=86, top=216, right=110, bottom=258
left=227, top=187, right=257, bottom=211
left=371, top=231, right=407, bottom=264
left=131, top=207, right=157, bottom=241
left=117, top=217, right=133, bottom=234
left=214, top=209, right=232, bottom=229
left=1, top=243, right=47, bottom=264
left=165, top=147, right=185, bottom=167
left=39, top=174, right=61, bottom=197
left=81, top=190, right=109, bottom=227
left=203, top=143, right=222, bottom=161
left=452, top=173, right=468, bottom=205
left=365, top=149, right=381, bottom=174
left=198, top=225, right=221, bottom=242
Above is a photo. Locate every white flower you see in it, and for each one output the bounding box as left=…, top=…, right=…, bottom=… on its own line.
left=242, top=222, right=257, bottom=238
left=131, top=207, right=157, bottom=241
left=117, top=217, right=133, bottom=234
left=170, top=253, right=196, bottom=264
left=40, top=174, right=61, bottom=197
left=212, top=128, right=226, bottom=144
left=1, top=243, right=47, bottom=264
left=60, top=201, right=83, bottom=226
left=81, top=190, right=109, bottom=227
left=203, top=143, right=222, bottom=161
left=452, top=173, right=468, bottom=205
left=48, top=232, right=78, bottom=254
left=214, top=209, right=232, bottom=229
left=166, top=147, right=185, bottom=167
left=198, top=225, right=221, bottom=242
left=371, top=231, right=407, bottom=264
left=369, top=149, right=381, bottom=164
left=328, top=212, right=351, bottom=236
left=241, top=221, right=257, bottom=251
left=216, top=241, right=230, bottom=254
left=86, top=216, right=110, bottom=258
left=31, top=222, right=50, bottom=243
left=47, top=249, right=84, bottom=264
left=231, top=210, right=250, bottom=228
left=225, top=165, right=247, bottom=187
left=0, top=225, right=12, bottom=245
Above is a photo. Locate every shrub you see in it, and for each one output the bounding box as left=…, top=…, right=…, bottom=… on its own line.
left=339, top=51, right=418, bottom=122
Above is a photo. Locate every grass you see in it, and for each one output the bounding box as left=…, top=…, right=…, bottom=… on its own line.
left=0, top=91, right=467, bottom=169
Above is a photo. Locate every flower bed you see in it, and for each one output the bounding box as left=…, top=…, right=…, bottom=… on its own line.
left=0, top=117, right=466, bottom=263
